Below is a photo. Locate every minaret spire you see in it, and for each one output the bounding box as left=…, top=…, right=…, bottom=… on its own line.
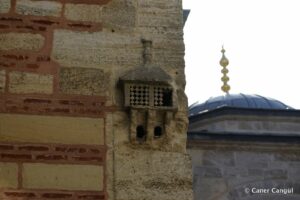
left=220, top=46, right=230, bottom=94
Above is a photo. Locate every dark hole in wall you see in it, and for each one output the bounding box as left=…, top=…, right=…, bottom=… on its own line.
left=154, top=126, right=163, bottom=138
left=136, top=125, right=146, bottom=142
left=162, top=89, right=172, bottom=106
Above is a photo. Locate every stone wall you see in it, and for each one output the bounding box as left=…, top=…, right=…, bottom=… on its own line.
left=188, top=139, right=300, bottom=200
left=0, top=0, right=192, bottom=200
left=189, top=114, right=300, bottom=136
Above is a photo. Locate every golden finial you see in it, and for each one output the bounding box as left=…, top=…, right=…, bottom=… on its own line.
left=220, top=46, right=230, bottom=94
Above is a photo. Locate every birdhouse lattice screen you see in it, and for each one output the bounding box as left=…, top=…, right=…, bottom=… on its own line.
left=125, top=83, right=173, bottom=108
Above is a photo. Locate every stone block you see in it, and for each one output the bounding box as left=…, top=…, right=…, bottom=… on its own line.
left=0, top=162, right=18, bottom=189
left=102, top=0, right=136, bottom=30
left=248, top=168, right=264, bottom=176
left=52, top=30, right=141, bottom=69
left=59, top=67, right=110, bottom=96
left=194, top=178, right=227, bottom=200
left=153, top=48, right=185, bottom=68
left=288, top=167, right=300, bottom=181
left=0, top=33, right=44, bottom=51
left=223, top=167, right=248, bottom=178
left=115, top=147, right=192, bottom=179
left=203, top=167, right=223, bottom=178
left=264, top=169, right=288, bottom=179
left=137, top=0, right=182, bottom=28
left=202, top=150, right=235, bottom=167
left=0, top=114, right=104, bottom=145
left=114, top=146, right=193, bottom=200
left=0, top=0, right=10, bottom=13
left=23, top=163, right=103, bottom=191
left=9, top=72, right=53, bottom=94
left=234, top=151, right=270, bottom=168
left=274, top=152, right=300, bottom=161
left=137, top=12, right=181, bottom=28
left=65, top=4, right=103, bottom=23
left=138, top=0, right=181, bottom=9
left=0, top=70, right=5, bottom=93
left=16, top=0, right=62, bottom=17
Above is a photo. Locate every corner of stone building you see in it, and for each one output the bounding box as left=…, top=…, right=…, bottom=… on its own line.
left=105, top=0, right=193, bottom=199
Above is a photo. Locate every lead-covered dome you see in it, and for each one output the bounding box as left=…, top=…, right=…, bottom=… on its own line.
left=189, top=94, right=293, bottom=116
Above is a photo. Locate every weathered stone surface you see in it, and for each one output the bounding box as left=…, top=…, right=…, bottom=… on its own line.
left=264, top=169, right=288, bottom=179
left=16, top=0, right=62, bottom=17
left=225, top=167, right=248, bottom=179
left=0, top=33, right=44, bottom=51
left=235, top=152, right=269, bottom=168
left=52, top=30, right=141, bottom=69
left=9, top=72, right=53, bottom=94
left=114, top=146, right=193, bottom=200
left=102, top=0, right=137, bottom=30
left=153, top=48, right=185, bottom=70
left=248, top=168, right=264, bottom=176
left=105, top=113, right=115, bottom=199
left=0, top=162, right=18, bottom=189
left=274, top=152, right=300, bottom=161
left=65, top=4, right=103, bottom=23
left=138, top=0, right=181, bottom=8
left=0, top=70, right=5, bottom=93
left=288, top=166, right=300, bottom=182
left=188, top=149, right=203, bottom=166
left=0, top=114, right=104, bottom=145
left=202, top=151, right=235, bottom=167
left=190, top=147, right=300, bottom=200
left=112, top=111, right=188, bottom=153
left=59, top=67, right=110, bottom=96
left=203, top=167, right=223, bottom=178
left=23, top=163, right=103, bottom=191
left=135, top=0, right=184, bottom=54
left=0, top=0, right=10, bottom=13
left=189, top=116, right=300, bottom=136
left=169, top=112, right=189, bottom=152
left=137, top=3, right=182, bottom=28
left=112, top=108, right=190, bottom=200
left=194, top=178, right=227, bottom=200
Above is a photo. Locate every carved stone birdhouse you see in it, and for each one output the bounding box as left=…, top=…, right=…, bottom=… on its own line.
left=119, top=39, right=177, bottom=145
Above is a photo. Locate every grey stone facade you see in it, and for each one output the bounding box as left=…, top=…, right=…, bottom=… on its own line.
left=188, top=107, right=300, bottom=200
left=188, top=139, right=300, bottom=200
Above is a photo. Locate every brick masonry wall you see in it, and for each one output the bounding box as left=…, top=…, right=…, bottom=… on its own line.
left=0, top=0, right=112, bottom=199
left=0, top=0, right=192, bottom=200
left=0, top=0, right=114, bottom=116
left=188, top=140, right=300, bottom=200
left=0, top=142, right=106, bottom=200
left=0, top=121, right=107, bottom=200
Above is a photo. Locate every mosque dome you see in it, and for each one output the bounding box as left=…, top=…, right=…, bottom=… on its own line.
left=189, top=94, right=294, bottom=116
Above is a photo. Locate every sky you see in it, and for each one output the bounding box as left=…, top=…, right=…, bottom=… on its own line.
left=183, top=0, right=300, bottom=109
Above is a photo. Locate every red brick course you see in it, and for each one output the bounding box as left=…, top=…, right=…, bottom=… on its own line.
left=0, top=142, right=106, bottom=165
left=0, top=142, right=107, bottom=199
left=0, top=93, right=115, bottom=117
left=0, top=189, right=105, bottom=200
